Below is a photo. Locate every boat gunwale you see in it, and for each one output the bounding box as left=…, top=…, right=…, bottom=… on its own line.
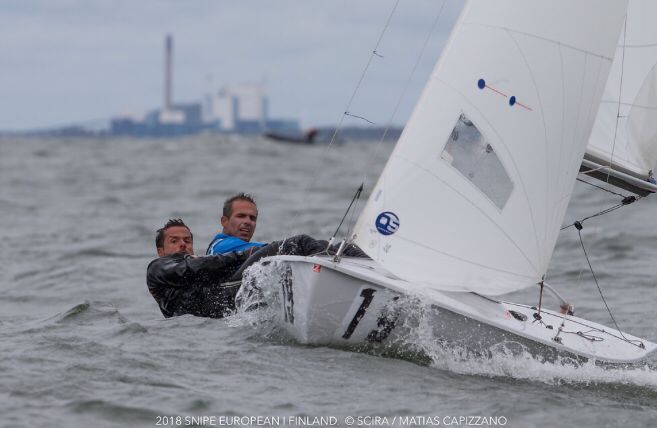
left=264, top=255, right=657, bottom=363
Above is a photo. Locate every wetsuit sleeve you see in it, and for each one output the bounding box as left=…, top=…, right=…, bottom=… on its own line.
left=227, top=234, right=368, bottom=281
left=147, top=252, right=248, bottom=289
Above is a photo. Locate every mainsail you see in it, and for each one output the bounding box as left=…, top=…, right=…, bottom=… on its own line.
left=353, top=0, right=628, bottom=295
left=584, top=0, right=657, bottom=195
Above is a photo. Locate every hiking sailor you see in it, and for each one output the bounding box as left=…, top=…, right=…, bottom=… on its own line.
left=147, top=218, right=367, bottom=319
left=206, top=193, right=266, bottom=255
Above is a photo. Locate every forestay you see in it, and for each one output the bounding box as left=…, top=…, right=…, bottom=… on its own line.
left=586, top=0, right=657, bottom=182
left=353, top=0, right=628, bottom=295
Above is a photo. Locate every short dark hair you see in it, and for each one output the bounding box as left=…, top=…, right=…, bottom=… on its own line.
left=222, top=193, right=257, bottom=218
left=155, top=218, right=192, bottom=249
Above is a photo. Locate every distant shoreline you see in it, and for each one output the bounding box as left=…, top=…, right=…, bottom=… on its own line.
left=0, top=125, right=403, bottom=142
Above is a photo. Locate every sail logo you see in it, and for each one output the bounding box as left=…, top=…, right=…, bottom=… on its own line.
left=375, top=212, right=400, bottom=236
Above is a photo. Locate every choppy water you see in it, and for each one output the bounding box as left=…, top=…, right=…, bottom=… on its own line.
left=1, top=135, right=657, bottom=427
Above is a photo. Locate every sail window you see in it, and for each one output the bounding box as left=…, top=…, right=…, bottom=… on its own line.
left=441, top=113, right=513, bottom=210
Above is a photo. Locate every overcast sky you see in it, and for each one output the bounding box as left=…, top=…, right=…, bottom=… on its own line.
left=0, top=0, right=462, bottom=131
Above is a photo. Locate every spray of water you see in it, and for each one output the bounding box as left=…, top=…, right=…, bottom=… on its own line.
left=389, top=295, right=657, bottom=390
left=229, top=260, right=657, bottom=391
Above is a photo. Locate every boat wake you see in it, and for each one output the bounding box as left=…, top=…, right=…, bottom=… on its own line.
left=237, top=262, right=657, bottom=392
left=399, top=304, right=657, bottom=391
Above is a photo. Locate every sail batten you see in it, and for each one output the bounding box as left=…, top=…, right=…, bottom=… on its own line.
left=353, top=0, right=628, bottom=296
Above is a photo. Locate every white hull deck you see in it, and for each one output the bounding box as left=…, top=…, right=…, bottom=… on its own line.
left=250, top=255, right=657, bottom=364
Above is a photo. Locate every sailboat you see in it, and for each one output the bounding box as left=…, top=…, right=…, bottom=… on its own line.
left=240, top=0, right=657, bottom=363
left=264, top=128, right=318, bottom=145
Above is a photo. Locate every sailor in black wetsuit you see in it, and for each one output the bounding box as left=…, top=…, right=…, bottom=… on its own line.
left=147, top=219, right=248, bottom=318
left=147, top=218, right=368, bottom=319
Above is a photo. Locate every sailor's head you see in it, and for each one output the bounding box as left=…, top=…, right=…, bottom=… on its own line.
left=221, top=193, right=258, bottom=242
left=156, top=218, right=194, bottom=256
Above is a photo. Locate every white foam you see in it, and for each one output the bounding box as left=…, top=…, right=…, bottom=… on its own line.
left=396, top=297, right=657, bottom=390
left=233, top=261, right=657, bottom=390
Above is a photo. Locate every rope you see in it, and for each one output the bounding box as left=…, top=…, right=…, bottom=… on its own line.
left=561, top=196, right=637, bottom=231
left=576, top=177, right=626, bottom=198
left=332, top=184, right=363, bottom=240
left=504, top=301, right=644, bottom=348
left=575, top=226, right=643, bottom=347
left=562, top=329, right=604, bottom=342
left=280, top=1, right=400, bottom=240
left=606, top=15, right=628, bottom=184
left=344, top=0, right=449, bottom=238
left=326, top=0, right=400, bottom=145
left=345, top=187, right=362, bottom=244
left=533, top=280, right=545, bottom=322
left=344, top=112, right=376, bottom=125
left=552, top=183, right=645, bottom=349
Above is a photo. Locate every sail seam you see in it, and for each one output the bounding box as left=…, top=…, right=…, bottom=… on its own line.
left=464, top=22, right=615, bottom=61
left=617, top=43, right=657, bottom=48
left=505, top=29, right=549, bottom=270
left=569, top=54, right=588, bottom=190
left=352, top=0, right=450, bottom=240
left=556, top=42, right=566, bottom=250
left=600, top=100, right=657, bottom=110
left=430, top=79, right=541, bottom=273
left=393, top=234, right=536, bottom=281
left=282, top=0, right=400, bottom=240
left=393, top=153, right=540, bottom=275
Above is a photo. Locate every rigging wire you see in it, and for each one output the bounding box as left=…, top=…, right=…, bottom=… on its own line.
left=344, top=188, right=362, bottom=244
left=570, top=16, right=633, bottom=264
left=554, top=175, right=645, bottom=348
left=576, top=177, right=626, bottom=198
left=341, top=0, right=450, bottom=239
left=560, top=195, right=638, bottom=231
left=331, top=184, right=363, bottom=240
left=606, top=15, right=628, bottom=185
left=568, top=16, right=653, bottom=340
left=327, top=0, right=401, bottom=140
left=280, top=0, right=401, bottom=241
left=344, top=112, right=376, bottom=125
left=575, top=225, right=643, bottom=347
left=555, top=179, right=645, bottom=348
left=504, top=300, right=644, bottom=349
left=367, top=0, right=449, bottom=168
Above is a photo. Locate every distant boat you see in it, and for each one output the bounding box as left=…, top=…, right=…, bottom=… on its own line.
left=264, top=128, right=317, bottom=144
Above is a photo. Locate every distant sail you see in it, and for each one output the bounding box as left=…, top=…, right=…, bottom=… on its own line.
left=585, top=0, right=657, bottom=195
left=353, top=0, right=628, bottom=295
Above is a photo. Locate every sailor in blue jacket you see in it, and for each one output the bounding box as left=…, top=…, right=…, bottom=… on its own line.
left=206, top=193, right=267, bottom=255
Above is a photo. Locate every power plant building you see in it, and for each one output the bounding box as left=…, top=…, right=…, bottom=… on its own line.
left=205, top=84, right=270, bottom=132
left=110, top=34, right=298, bottom=137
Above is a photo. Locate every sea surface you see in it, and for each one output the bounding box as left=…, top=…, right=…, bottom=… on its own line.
left=1, top=135, right=657, bottom=428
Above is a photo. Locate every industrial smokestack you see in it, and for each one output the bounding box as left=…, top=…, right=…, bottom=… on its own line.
left=164, top=34, right=173, bottom=110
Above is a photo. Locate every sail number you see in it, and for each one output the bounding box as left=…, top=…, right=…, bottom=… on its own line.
left=342, top=288, right=398, bottom=342
left=281, top=266, right=294, bottom=324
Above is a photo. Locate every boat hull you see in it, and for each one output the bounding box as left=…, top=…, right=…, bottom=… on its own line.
left=240, top=255, right=657, bottom=364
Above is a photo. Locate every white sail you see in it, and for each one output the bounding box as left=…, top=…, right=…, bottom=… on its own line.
left=586, top=0, right=657, bottom=182
left=353, top=0, right=628, bottom=296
